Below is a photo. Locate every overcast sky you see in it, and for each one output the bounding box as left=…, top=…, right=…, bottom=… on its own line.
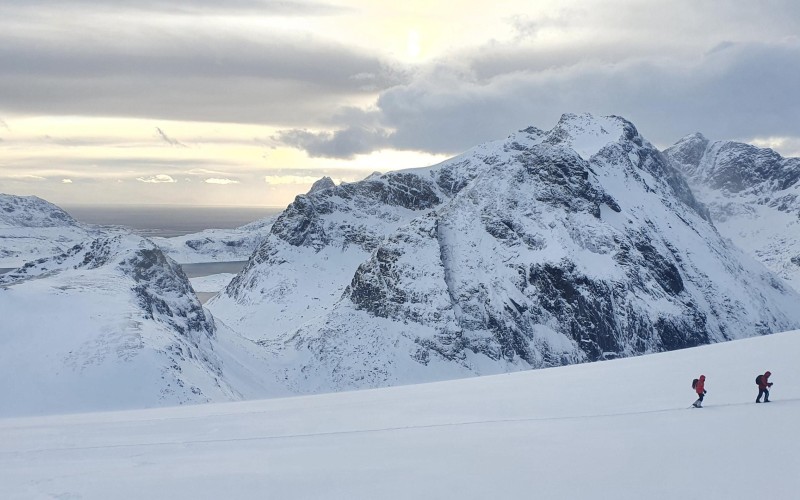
left=1, top=0, right=799, bottom=206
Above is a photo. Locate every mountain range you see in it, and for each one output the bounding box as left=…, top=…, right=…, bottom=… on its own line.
left=2, top=113, right=799, bottom=414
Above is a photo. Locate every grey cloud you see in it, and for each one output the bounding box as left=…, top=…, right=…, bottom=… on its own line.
left=273, top=127, right=392, bottom=159
left=0, top=118, right=9, bottom=131
left=0, top=29, right=404, bottom=126
left=2, top=0, right=347, bottom=16
left=276, top=40, right=800, bottom=157
left=155, top=127, right=186, bottom=147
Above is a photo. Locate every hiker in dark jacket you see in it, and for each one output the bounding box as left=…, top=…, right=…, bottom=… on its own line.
left=756, top=371, right=773, bottom=403
left=693, top=375, right=707, bottom=408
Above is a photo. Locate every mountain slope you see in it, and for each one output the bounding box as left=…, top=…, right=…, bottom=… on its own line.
left=2, top=329, right=798, bottom=500
left=663, top=133, right=800, bottom=290
left=210, top=114, right=800, bottom=393
left=0, top=194, right=102, bottom=267
left=0, top=233, right=239, bottom=416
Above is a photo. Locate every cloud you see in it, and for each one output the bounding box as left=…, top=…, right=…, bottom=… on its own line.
left=155, top=127, right=186, bottom=147
left=5, top=0, right=348, bottom=16
left=273, top=127, right=392, bottom=159
left=0, top=117, right=9, bottom=131
left=204, top=178, right=240, bottom=184
left=136, top=174, right=176, bottom=183
left=264, top=175, right=329, bottom=185
left=61, top=178, right=73, bottom=183
left=273, top=40, right=800, bottom=156
left=0, top=22, right=405, bottom=126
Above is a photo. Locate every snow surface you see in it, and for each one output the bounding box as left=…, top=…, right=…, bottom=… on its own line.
left=1, top=330, right=798, bottom=500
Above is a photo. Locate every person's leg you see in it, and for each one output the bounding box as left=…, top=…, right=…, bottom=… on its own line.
left=764, top=389, right=770, bottom=402
left=757, top=389, right=764, bottom=403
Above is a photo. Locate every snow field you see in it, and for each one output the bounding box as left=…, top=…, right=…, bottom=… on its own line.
left=1, top=330, right=798, bottom=499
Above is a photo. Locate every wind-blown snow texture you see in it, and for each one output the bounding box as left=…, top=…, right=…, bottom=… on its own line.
left=664, top=133, right=800, bottom=290
left=210, top=113, right=800, bottom=394
left=0, top=233, right=238, bottom=416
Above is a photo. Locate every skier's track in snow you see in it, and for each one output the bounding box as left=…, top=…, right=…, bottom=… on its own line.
left=5, top=398, right=798, bottom=456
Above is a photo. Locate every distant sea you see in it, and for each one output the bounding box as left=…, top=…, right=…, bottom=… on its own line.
left=62, top=204, right=285, bottom=237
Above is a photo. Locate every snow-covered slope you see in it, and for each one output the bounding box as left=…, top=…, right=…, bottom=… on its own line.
left=2, top=330, right=798, bottom=500
left=210, top=114, right=800, bottom=394
left=0, top=194, right=104, bottom=267
left=153, top=215, right=275, bottom=264
left=664, top=134, right=800, bottom=290
left=0, top=233, right=241, bottom=416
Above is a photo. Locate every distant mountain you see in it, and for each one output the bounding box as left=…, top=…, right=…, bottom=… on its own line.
left=0, top=194, right=102, bottom=267
left=0, top=233, right=238, bottom=416
left=153, top=216, right=276, bottom=264
left=663, top=134, right=800, bottom=290
left=0, top=194, right=78, bottom=228
left=209, top=114, right=800, bottom=393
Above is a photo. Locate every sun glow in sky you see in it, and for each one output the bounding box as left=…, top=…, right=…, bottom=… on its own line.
left=1, top=0, right=799, bottom=206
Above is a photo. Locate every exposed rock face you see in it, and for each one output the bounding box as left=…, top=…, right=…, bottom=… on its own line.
left=664, top=134, right=800, bottom=290
left=210, top=113, right=800, bottom=393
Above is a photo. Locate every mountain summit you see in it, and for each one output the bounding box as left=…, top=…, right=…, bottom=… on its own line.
left=209, top=113, right=800, bottom=393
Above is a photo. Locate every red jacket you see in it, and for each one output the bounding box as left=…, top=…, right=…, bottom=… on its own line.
left=758, top=372, right=772, bottom=390
left=696, top=375, right=706, bottom=395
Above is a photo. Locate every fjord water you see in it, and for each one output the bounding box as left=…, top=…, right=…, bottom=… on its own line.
left=62, top=204, right=282, bottom=237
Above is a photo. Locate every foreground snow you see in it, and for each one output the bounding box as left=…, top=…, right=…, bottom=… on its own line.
left=2, top=330, right=798, bottom=499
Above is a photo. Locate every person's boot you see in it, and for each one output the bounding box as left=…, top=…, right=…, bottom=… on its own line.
left=756, top=399, right=761, bottom=403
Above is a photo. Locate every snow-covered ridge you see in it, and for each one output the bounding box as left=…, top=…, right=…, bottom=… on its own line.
left=209, top=113, right=800, bottom=394
left=0, top=193, right=104, bottom=267
left=664, top=134, right=800, bottom=290
left=0, top=232, right=237, bottom=416
left=0, top=194, right=78, bottom=228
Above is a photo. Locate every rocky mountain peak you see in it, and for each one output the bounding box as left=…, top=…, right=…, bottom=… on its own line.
left=542, top=113, right=641, bottom=160
left=308, top=176, right=336, bottom=194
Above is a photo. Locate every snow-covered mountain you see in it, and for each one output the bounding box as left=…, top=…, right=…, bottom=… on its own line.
left=0, top=194, right=104, bottom=267
left=663, top=134, right=800, bottom=290
left=209, top=113, right=800, bottom=393
left=153, top=216, right=275, bottom=264
left=0, top=233, right=240, bottom=416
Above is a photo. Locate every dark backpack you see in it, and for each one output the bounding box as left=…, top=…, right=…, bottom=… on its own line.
left=692, top=378, right=699, bottom=389
left=756, top=375, right=763, bottom=385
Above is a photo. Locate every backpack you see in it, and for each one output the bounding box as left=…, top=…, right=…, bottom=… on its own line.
left=756, top=375, right=763, bottom=385
left=692, top=378, right=699, bottom=389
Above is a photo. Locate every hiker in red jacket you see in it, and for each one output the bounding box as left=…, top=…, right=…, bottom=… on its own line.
left=693, top=375, right=707, bottom=408
left=756, top=371, right=773, bottom=403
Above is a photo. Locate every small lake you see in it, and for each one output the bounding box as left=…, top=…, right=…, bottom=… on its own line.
left=180, top=261, right=248, bottom=279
